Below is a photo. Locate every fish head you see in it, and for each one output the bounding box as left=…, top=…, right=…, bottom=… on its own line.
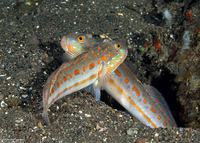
left=60, top=33, right=98, bottom=59
left=103, top=40, right=128, bottom=73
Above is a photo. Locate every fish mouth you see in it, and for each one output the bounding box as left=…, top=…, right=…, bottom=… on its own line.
left=60, top=36, right=68, bottom=51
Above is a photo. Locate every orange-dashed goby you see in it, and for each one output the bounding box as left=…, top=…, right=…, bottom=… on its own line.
left=42, top=36, right=128, bottom=125
left=60, top=33, right=177, bottom=128
left=102, top=63, right=177, bottom=128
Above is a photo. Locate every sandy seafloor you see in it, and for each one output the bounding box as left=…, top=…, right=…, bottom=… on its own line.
left=0, top=0, right=200, bottom=142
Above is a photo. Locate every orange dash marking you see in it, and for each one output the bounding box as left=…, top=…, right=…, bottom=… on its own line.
left=69, top=74, right=72, bottom=78
left=83, top=67, right=86, bottom=72
left=162, top=107, right=166, bottom=113
left=74, top=70, right=80, bottom=75
left=114, top=69, right=121, bottom=76
left=143, top=98, right=147, bottom=103
left=150, top=107, right=157, bottom=114
left=101, top=55, right=108, bottom=62
left=89, top=63, right=95, bottom=69
left=107, top=52, right=113, bottom=57
left=98, top=69, right=102, bottom=75
left=63, top=77, right=67, bottom=81
left=145, top=85, right=151, bottom=92
left=155, top=99, right=159, bottom=104
left=157, top=115, right=161, bottom=120
left=124, top=78, right=129, bottom=83
left=61, top=80, right=63, bottom=84
left=57, top=83, right=60, bottom=88
left=97, top=60, right=100, bottom=65
left=132, top=86, right=140, bottom=96
left=163, top=121, right=167, bottom=127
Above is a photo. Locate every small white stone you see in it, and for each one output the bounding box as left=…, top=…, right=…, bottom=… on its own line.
left=85, top=114, right=91, bottom=117
left=56, top=106, right=59, bottom=110
left=1, top=101, right=7, bottom=107
left=15, top=120, right=21, bottom=123
left=21, top=94, right=28, bottom=98
left=6, top=76, right=11, bottom=80
left=155, top=133, right=159, bottom=137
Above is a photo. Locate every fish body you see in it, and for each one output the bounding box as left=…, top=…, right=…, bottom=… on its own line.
left=102, top=63, right=177, bottom=128
left=60, top=33, right=177, bottom=128
left=42, top=37, right=128, bottom=125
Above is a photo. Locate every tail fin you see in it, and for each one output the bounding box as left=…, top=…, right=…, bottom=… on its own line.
left=144, top=84, right=177, bottom=127
left=42, top=88, right=50, bottom=125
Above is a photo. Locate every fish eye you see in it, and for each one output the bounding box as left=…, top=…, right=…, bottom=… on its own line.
left=77, top=36, right=85, bottom=43
left=115, top=43, right=121, bottom=50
